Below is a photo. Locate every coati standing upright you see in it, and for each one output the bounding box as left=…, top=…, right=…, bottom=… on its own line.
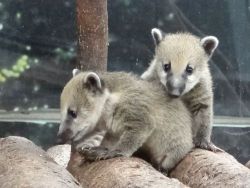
left=58, top=70, right=193, bottom=172
left=141, top=28, right=221, bottom=151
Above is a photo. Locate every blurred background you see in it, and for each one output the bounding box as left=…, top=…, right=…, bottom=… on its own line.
left=0, top=0, right=249, bottom=163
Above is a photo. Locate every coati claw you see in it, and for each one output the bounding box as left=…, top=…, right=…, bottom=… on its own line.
left=81, top=146, right=91, bottom=150
left=78, top=146, right=107, bottom=155
left=195, top=140, right=224, bottom=152
left=78, top=146, right=124, bottom=161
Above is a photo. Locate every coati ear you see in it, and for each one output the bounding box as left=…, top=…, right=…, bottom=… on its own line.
left=72, top=69, right=81, bottom=77
left=84, top=72, right=103, bottom=92
left=201, top=36, right=219, bottom=56
left=151, top=28, right=164, bottom=46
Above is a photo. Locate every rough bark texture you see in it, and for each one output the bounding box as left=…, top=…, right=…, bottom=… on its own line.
left=246, top=160, right=250, bottom=169
left=76, top=0, right=108, bottom=71
left=47, top=144, right=71, bottom=169
left=67, top=149, right=188, bottom=188
left=0, top=136, right=80, bottom=188
left=171, top=149, right=250, bottom=188
left=5, top=133, right=246, bottom=188
left=48, top=145, right=250, bottom=188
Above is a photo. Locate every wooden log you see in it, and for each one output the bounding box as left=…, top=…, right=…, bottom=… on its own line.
left=47, top=144, right=71, bottom=169
left=76, top=0, right=108, bottom=71
left=0, top=136, right=81, bottom=188
left=171, top=149, right=250, bottom=188
left=47, top=145, right=250, bottom=188
left=67, top=149, right=189, bottom=188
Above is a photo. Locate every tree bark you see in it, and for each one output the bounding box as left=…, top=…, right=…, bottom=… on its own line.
left=76, top=0, right=108, bottom=71
left=171, top=149, right=250, bottom=188
left=66, top=149, right=188, bottom=188
left=47, top=144, right=71, bottom=169
left=0, top=136, right=81, bottom=188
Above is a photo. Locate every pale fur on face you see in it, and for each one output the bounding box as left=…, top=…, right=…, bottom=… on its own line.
left=152, top=31, right=216, bottom=95
left=59, top=72, right=110, bottom=143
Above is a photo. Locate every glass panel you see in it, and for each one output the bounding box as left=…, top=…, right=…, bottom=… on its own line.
left=0, top=0, right=249, bottom=162
left=0, top=0, right=76, bottom=111
left=0, top=0, right=249, bottom=117
left=0, top=122, right=58, bottom=149
left=108, top=0, right=250, bottom=117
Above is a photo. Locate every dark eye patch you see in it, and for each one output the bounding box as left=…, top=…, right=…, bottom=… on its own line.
left=185, top=65, right=193, bottom=75
left=67, top=108, right=77, bottom=119
left=163, top=62, right=171, bottom=72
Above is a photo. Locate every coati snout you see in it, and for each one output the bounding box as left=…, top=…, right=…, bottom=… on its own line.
left=56, top=128, right=73, bottom=144
left=166, top=73, right=186, bottom=97
left=58, top=70, right=109, bottom=147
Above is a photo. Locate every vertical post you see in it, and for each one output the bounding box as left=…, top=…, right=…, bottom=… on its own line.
left=76, top=0, right=108, bottom=71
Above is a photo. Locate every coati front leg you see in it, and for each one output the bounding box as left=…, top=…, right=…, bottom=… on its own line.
left=80, top=121, right=153, bottom=161
left=79, top=146, right=123, bottom=161
left=193, top=105, right=223, bottom=152
left=73, top=130, right=106, bottom=151
left=78, top=132, right=121, bottom=161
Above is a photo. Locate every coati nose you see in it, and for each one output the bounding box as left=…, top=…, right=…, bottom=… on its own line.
left=166, top=81, right=185, bottom=97
left=56, top=129, right=72, bottom=145
left=167, top=83, right=181, bottom=97
left=168, top=93, right=180, bottom=98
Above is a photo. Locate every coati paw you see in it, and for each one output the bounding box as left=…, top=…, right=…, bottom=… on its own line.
left=195, top=140, right=224, bottom=152
left=78, top=146, right=107, bottom=161
left=78, top=146, right=124, bottom=161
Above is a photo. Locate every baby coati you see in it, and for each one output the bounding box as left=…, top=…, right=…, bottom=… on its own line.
left=57, top=69, right=193, bottom=172
left=141, top=28, right=221, bottom=151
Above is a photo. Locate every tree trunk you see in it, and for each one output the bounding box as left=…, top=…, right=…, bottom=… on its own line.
left=171, top=149, right=250, bottom=188
left=76, top=0, right=108, bottom=71
left=66, top=149, right=188, bottom=188
left=0, top=136, right=81, bottom=188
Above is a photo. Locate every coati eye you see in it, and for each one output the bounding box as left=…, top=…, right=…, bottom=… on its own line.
left=67, top=109, right=77, bottom=119
left=163, top=63, right=171, bottom=72
left=186, top=65, right=193, bottom=75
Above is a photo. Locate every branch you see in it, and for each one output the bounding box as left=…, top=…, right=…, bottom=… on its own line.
left=171, top=149, right=250, bottom=187
left=0, top=136, right=81, bottom=188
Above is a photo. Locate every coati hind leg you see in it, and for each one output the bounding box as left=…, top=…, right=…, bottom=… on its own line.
left=159, top=152, right=186, bottom=175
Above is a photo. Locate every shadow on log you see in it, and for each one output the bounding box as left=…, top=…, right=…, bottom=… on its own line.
left=246, top=160, right=250, bottom=169
left=0, top=136, right=81, bottom=188
left=66, top=150, right=188, bottom=188
left=171, top=149, right=250, bottom=188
